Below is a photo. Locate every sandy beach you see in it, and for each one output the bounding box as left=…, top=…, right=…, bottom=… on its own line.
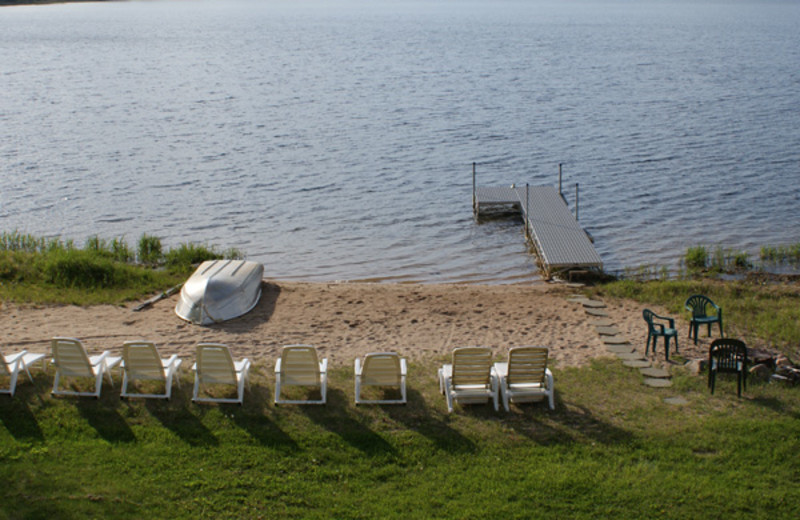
left=1, top=281, right=709, bottom=370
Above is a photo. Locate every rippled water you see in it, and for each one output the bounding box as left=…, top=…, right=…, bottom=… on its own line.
left=2, top=0, right=799, bottom=282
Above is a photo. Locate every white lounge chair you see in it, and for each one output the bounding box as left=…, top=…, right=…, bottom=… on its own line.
left=1, top=349, right=46, bottom=397
left=274, top=344, right=327, bottom=405
left=438, top=346, right=498, bottom=413
left=354, top=352, right=407, bottom=405
left=494, top=346, right=554, bottom=411
left=51, top=337, right=122, bottom=398
left=192, top=343, right=250, bottom=405
left=120, top=341, right=182, bottom=400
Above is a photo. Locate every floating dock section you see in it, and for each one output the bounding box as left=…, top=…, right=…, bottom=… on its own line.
left=473, top=166, right=603, bottom=279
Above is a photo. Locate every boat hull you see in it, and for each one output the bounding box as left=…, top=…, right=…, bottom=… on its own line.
left=175, top=260, right=264, bottom=325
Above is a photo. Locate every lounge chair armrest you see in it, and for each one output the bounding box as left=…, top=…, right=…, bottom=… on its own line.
left=5, top=351, right=26, bottom=366
left=242, top=359, right=251, bottom=372
left=92, top=351, right=110, bottom=367
left=319, top=358, right=328, bottom=374
left=400, top=358, right=407, bottom=376
left=274, top=358, right=282, bottom=374
left=354, top=357, right=362, bottom=376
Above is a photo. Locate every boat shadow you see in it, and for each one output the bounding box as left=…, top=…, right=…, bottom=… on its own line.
left=209, top=281, right=281, bottom=333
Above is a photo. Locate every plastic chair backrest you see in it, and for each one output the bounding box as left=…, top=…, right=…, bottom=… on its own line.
left=642, top=309, right=657, bottom=331
left=709, top=338, right=747, bottom=372
left=686, top=294, right=714, bottom=319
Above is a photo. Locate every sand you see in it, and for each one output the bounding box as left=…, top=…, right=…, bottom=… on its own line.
left=1, top=281, right=709, bottom=369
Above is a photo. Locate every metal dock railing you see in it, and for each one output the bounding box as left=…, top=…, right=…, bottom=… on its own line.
left=472, top=164, right=603, bottom=279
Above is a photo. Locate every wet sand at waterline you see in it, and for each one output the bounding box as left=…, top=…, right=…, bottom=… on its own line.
left=1, top=282, right=710, bottom=369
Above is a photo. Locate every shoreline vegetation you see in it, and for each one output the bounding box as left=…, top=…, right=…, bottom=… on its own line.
left=2, top=231, right=799, bottom=517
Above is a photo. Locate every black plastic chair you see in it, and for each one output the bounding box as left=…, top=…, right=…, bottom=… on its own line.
left=685, top=294, right=723, bottom=345
left=643, top=309, right=679, bottom=361
left=708, top=338, right=747, bottom=397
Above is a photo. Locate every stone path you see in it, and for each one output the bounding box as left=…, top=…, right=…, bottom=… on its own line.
left=569, top=294, right=681, bottom=396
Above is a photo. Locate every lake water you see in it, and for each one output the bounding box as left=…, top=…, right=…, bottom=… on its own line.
left=2, top=0, right=799, bottom=283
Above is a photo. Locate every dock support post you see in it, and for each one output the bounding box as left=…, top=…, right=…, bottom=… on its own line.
left=525, top=183, right=530, bottom=240
left=472, top=162, right=477, bottom=214
left=575, top=183, right=579, bottom=221
left=558, top=163, right=562, bottom=195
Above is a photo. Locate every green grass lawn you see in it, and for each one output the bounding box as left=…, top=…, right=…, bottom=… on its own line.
left=2, top=358, right=798, bottom=519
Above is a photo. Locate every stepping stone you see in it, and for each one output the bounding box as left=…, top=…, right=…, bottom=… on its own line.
left=585, top=308, right=609, bottom=317
left=596, top=326, right=620, bottom=336
left=602, top=335, right=629, bottom=345
left=624, top=360, right=651, bottom=368
left=616, top=352, right=645, bottom=361
left=606, top=344, right=635, bottom=354
left=589, top=319, right=615, bottom=327
left=664, top=396, right=689, bottom=405
left=567, top=297, right=590, bottom=304
left=582, top=300, right=606, bottom=308
left=640, top=367, right=671, bottom=379
left=566, top=283, right=585, bottom=288
left=643, top=378, right=673, bottom=388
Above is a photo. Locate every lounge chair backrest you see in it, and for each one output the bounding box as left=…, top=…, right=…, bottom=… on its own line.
left=123, top=341, right=164, bottom=381
left=361, top=353, right=401, bottom=386
left=451, top=347, right=492, bottom=387
left=51, top=337, right=93, bottom=378
left=507, top=346, right=548, bottom=385
left=196, top=343, right=236, bottom=385
left=279, top=345, right=321, bottom=386
left=0, top=350, right=10, bottom=376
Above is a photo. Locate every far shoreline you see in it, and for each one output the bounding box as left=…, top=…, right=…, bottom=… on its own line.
left=1, top=0, right=114, bottom=6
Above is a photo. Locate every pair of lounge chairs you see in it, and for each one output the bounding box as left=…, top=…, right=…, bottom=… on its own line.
left=438, top=346, right=554, bottom=413
left=47, top=337, right=185, bottom=400
left=274, top=345, right=408, bottom=406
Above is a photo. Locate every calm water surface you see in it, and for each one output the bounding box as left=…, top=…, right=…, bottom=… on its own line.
left=2, top=0, right=799, bottom=282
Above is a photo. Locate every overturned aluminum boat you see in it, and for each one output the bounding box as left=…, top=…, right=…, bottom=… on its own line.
left=175, top=260, right=264, bottom=325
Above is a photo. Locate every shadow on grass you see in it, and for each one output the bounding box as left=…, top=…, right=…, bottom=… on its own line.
left=299, top=388, right=398, bottom=456
left=749, top=395, right=800, bottom=419
left=0, top=397, right=44, bottom=442
left=76, top=399, right=136, bottom=443
left=144, top=398, right=219, bottom=447
left=233, top=385, right=299, bottom=450
left=499, top=393, right=636, bottom=446
left=385, top=388, right=477, bottom=454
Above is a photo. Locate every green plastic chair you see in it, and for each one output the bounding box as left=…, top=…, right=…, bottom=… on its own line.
left=708, top=338, right=747, bottom=397
left=685, top=295, right=723, bottom=345
left=643, top=309, right=679, bottom=361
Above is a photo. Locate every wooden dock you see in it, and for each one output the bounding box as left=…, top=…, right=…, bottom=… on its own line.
left=473, top=170, right=603, bottom=279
